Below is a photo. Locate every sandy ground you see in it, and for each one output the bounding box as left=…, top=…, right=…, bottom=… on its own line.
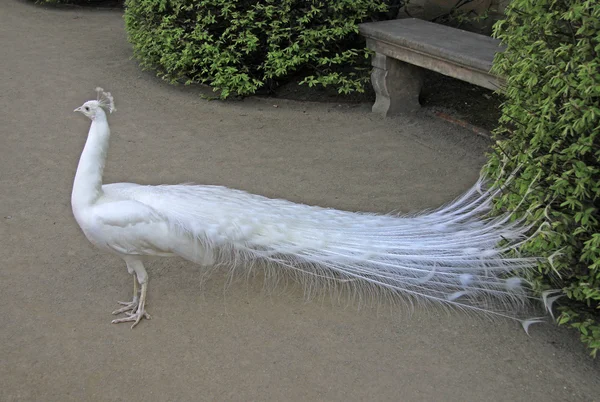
left=1, top=1, right=599, bottom=401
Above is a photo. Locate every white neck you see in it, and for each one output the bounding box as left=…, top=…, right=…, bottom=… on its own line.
left=71, top=109, right=110, bottom=213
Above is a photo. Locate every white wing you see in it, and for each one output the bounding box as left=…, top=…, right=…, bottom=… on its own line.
left=92, top=200, right=162, bottom=227
left=87, top=192, right=175, bottom=257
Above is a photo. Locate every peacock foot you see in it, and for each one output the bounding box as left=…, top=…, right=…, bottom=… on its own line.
left=111, top=277, right=150, bottom=329
left=111, top=296, right=140, bottom=315
left=111, top=304, right=151, bottom=329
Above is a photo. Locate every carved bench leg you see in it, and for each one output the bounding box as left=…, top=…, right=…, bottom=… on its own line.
left=370, top=53, right=423, bottom=117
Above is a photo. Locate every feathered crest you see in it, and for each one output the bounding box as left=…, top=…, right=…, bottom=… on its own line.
left=95, top=87, right=116, bottom=114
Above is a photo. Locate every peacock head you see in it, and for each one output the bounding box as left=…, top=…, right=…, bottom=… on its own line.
left=74, top=87, right=116, bottom=120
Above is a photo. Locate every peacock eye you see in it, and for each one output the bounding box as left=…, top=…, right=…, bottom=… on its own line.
left=85, top=106, right=89, bottom=111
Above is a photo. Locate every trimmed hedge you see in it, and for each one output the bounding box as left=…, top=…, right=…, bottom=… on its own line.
left=485, top=0, right=600, bottom=356
left=123, top=0, right=397, bottom=98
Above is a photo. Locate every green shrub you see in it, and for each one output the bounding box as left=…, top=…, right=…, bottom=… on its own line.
left=485, top=0, right=600, bottom=356
left=123, top=0, right=396, bottom=98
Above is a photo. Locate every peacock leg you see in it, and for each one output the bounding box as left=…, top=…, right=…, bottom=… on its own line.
left=111, top=258, right=151, bottom=328
left=111, top=275, right=139, bottom=315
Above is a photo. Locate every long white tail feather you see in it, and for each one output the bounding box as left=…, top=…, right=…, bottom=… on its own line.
left=103, top=174, right=549, bottom=327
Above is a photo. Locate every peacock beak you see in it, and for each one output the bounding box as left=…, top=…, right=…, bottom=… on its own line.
left=74, top=106, right=82, bottom=112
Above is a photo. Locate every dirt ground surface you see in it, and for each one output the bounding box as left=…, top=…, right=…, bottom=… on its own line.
left=1, top=1, right=599, bottom=401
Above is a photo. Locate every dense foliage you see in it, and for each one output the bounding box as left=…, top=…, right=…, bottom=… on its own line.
left=485, top=0, right=600, bottom=356
left=123, top=0, right=399, bottom=97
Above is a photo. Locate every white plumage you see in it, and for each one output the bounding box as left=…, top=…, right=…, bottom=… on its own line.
left=71, top=88, right=550, bottom=329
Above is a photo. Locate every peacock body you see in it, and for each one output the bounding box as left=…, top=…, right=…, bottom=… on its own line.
left=71, top=89, right=551, bottom=329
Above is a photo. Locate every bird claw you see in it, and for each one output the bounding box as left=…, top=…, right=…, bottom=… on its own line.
left=111, top=295, right=151, bottom=329
left=111, top=307, right=151, bottom=329
left=124, top=310, right=148, bottom=318
left=111, top=297, right=140, bottom=315
left=111, top=278, right=150, bottom=329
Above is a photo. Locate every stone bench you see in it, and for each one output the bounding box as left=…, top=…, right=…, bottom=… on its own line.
left=358, top=18, right=506, bottom=117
